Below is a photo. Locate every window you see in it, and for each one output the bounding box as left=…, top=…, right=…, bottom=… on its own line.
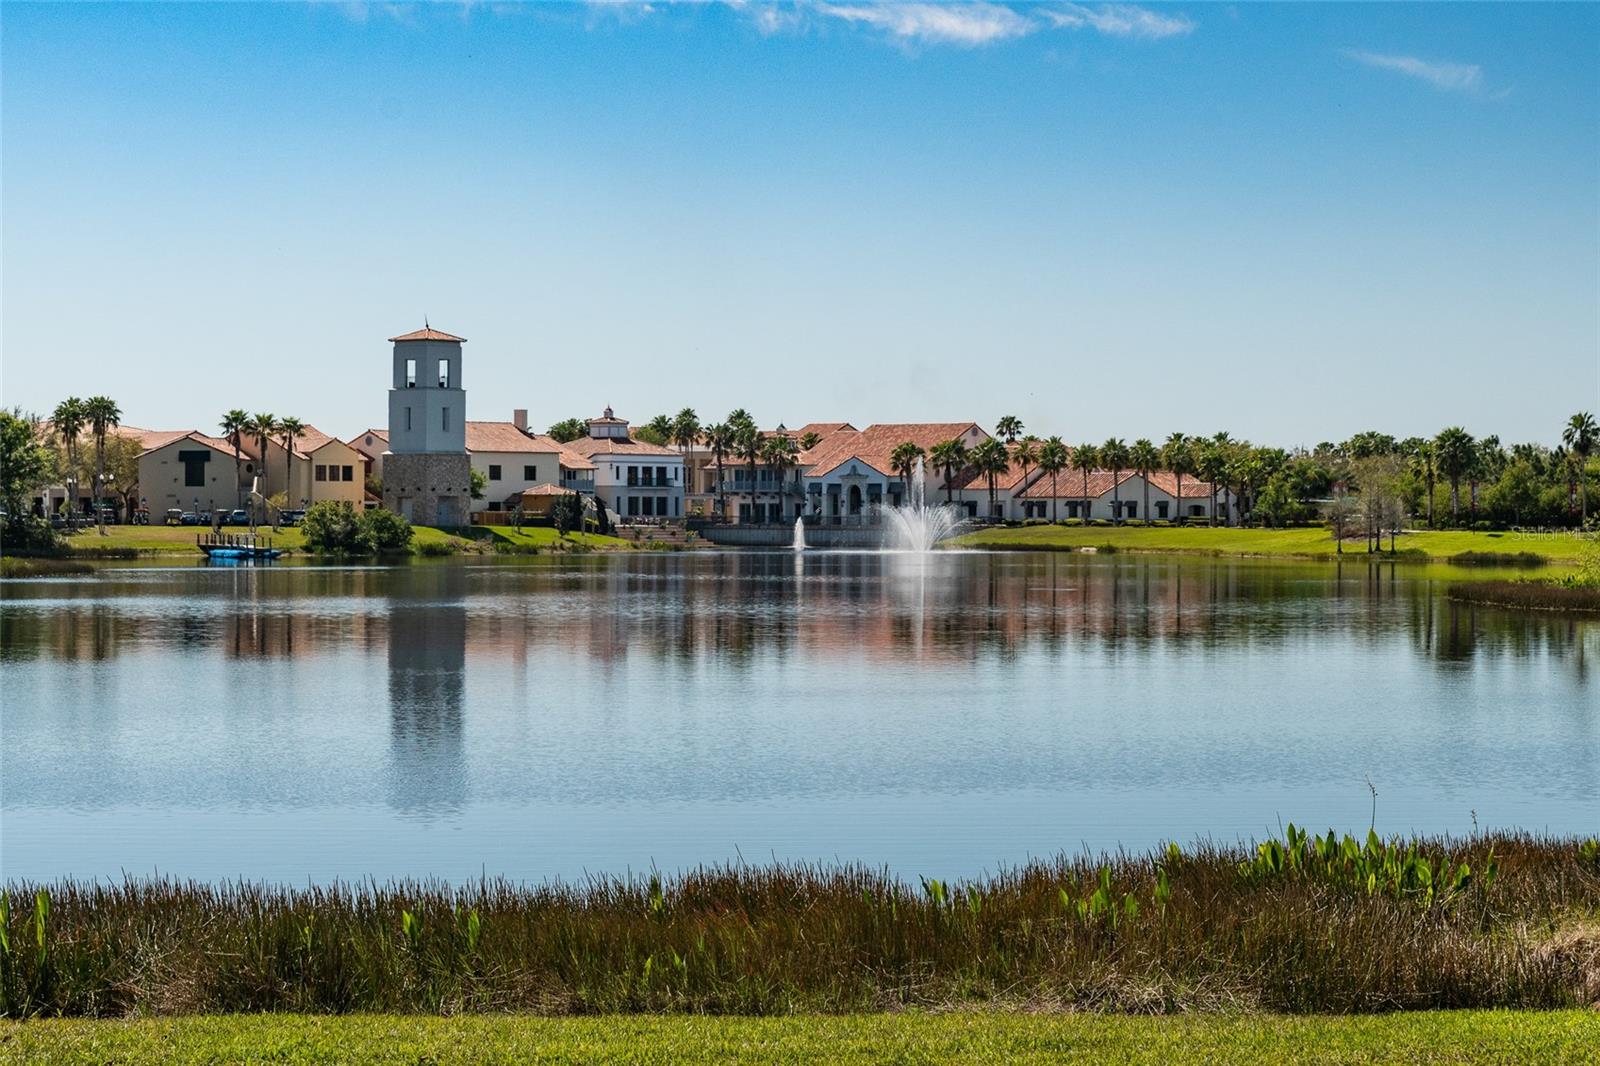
left=442, top=407, right=450, bottom=431
left=438, top=359, right=450, bottom=388
left=523, top=465, right=536, bottom=481
left=342, top=465, right=353, bottom=482
left=315, top=465, right=327, bottom=482
left=488, top=464, right=502, bottom=481
left=178, top=450, right=209, bottom=488
left=405, top=407, right=413, bottom=432
left=405, top=359, right=417, bottom=387
left=657, top=466, right=667, bottom=485
left=487, top=502, right=501, bottom=512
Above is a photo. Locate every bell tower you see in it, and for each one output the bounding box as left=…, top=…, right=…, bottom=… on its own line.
left=381, top=325, right=473, bottom=527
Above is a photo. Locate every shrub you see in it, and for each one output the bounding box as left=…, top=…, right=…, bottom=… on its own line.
left=0, top=516, right=64, bottom=557
left=300, top=501, right=364, bottom=554
left=361, top=508, right=413, bottom=554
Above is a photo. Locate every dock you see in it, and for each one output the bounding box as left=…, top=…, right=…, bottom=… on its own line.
left=197, top=532, right=283, bottom=561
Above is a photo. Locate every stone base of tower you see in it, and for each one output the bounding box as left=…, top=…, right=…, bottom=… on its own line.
left=382, top=453, right=473, bottom=528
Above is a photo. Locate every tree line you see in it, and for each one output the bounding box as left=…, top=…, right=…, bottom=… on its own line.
left=547, top=409, right=1600, bottom=531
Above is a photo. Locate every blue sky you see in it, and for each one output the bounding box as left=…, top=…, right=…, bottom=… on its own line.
left=3, top=2, right=1596, bottom=446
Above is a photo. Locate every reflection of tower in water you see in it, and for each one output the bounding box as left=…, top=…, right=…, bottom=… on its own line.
left=386, top=566, right=468, bottom=813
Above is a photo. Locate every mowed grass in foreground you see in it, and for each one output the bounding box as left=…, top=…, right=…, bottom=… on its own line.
left=6, top=1011, right=1599, bottom=1065
left=953, top=524, right=1591, bottom=563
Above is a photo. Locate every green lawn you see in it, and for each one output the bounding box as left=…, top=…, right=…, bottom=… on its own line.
left=50, top=524, right=632, bottom=556
left=58, top=524, right=308, bottom=553
left=5, top=1012, right=1595, bottom=1065
left=953, top=524, right=1591, bottom=564
left=467, top=525, right=634, bottom=551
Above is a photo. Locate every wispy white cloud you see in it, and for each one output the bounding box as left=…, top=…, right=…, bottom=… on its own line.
left=1040, top=3, right=1194, bottom=40
left=812, top=2, right=1033, bottom=47
left=1344, top=50, right=1484, bottom=94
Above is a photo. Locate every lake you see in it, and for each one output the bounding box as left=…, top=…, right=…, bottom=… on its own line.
left=2, top=551, right=1595, bottom=885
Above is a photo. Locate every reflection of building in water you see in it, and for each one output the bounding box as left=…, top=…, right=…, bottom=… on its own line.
left=387, top=566, right=468, bottom=813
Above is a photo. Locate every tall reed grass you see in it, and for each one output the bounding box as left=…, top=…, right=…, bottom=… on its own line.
left=3, top=831, right=1597, bottom=1018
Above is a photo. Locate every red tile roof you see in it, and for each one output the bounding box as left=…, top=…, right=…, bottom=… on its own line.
left=464, top=422, right=598, bottom=470
left=801, top=422, right=986, bottom=479
left=389, top=327, right=466, bottom=343
left=466, top=421, right=555, bottom=453
left=137, top=430, right=240, bottom=458
left=563, top=435, right=682, bottom=459
left=1017, top=469, right=1221, bottom=500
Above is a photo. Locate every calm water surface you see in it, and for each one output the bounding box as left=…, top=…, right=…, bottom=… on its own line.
left=2, top=552, right=1595, bottom=884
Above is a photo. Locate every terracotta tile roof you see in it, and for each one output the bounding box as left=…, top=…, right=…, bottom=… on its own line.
left=287, top=425, right=335, bottom=456
left=138, top=430, right=241, bottom=458
left=801, top=422, right=986, bottom=479
left=514, top=484, right=578, bottom=498
left=949, top=457, right=1037, bottom=493
left=796, top=422, right=855, bottom=438
left=123, top=427, right=192, bottom=452
left=389, top=327, right=466, bottom=343
left=466, top=421, right=555, bottom=454
left=1017, top=469, right=1221, bottom=500
left=1143, top=471, right=1224, bottom=499
left=563, top=435, right=682, bottom=459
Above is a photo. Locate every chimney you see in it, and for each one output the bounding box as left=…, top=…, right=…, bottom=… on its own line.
left=513, top=408, right=528, bottom=432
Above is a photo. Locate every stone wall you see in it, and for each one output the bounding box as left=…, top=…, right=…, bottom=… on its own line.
left=382, top=452, right=473, bottom=527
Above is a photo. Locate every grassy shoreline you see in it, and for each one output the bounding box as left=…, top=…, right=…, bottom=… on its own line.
left=7, top=1011, right=1600, bottom=1065
left=952, top=524, right=1592, bottom=564
left=5, top=831, right=1597, bottom=1019
left=1, top=523, right=635, bottom=560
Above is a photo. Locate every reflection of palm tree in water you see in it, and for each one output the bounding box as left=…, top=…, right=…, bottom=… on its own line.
left=387, top=566, right=468, bottom=813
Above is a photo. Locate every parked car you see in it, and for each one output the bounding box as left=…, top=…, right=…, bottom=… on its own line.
left=165, top=509, right=185, bottom=526
left=179, top=512, right=202, bottom=526
left=278, top=509, right=306, bottom=527
left=228, top=510, right=250, bottom=526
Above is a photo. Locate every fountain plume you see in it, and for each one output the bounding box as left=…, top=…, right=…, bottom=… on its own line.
left=882, top=456, right=958, bottom=552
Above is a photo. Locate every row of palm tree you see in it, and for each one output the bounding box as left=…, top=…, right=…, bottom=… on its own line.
left=219, top=410, right=307, bottom=517
left=49, top=395, right=123, bottom=533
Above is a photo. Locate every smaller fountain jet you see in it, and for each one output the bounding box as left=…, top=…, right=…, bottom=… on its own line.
left=793, top=516, right=807, bottom=552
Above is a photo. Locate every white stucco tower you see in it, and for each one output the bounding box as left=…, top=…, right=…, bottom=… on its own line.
left=382, top=326, right=472, bottom=526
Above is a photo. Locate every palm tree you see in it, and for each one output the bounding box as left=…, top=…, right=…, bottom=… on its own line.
left=735, top=423, right=763, bottom=520
left=995, top=415, right=1024, bottom=446
left=672, top=408, right=700, bottom=502
left=889, top=442, right=925, bottom=504
left=51, top=397, right=86, bottom=520
left=278, top=416, right=304, bottom=511
left=705, top=422, right=734, bottom=518
left=220, top=409, right=249, bottom=509
left=1012, top=436, right=1039, bottom=500
left=1433, top=426, right=1475, bottom=525
left=929, top=439, right=967, bottom=507
left=972, top=437, right=1009, bottom=520
left=798, top=431, right=821, bottom=451
left=762, top=434, right=800, bottom=521
left=1196, top=443, right=1228, bottom=527
left=645, top=413, right=675, bottom=446
left=1409, top=440, right=1436, bottom=528
left=1073, top=443, right=1098, bottom=523
left=246, top=412, right=279, bottom=522
left=1562, top=412, right=1597, bottom=521
left=1100, top=438, right=1129, bottom=525
left=1037, top=437, right=1069, bottom=523
left=1130, top=438, right=1158, bottom=524
left=82, top=396, right=121, bottom=533
left=1162, top=433, right=1194, bottom=525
